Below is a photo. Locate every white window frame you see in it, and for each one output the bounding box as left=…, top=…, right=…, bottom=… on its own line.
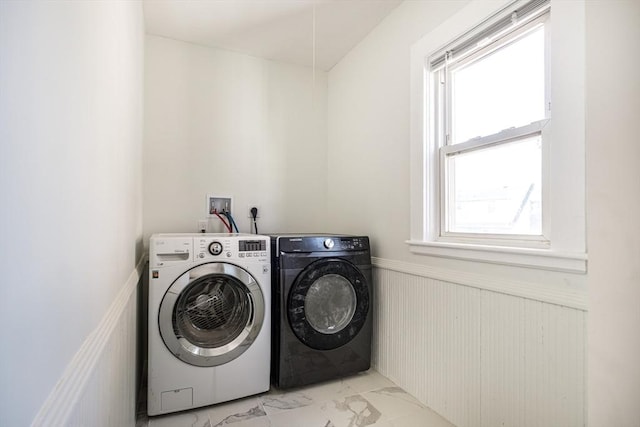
left=436, top=11, right=550, bottom=247
left=408, top=0, right=587, bottom=273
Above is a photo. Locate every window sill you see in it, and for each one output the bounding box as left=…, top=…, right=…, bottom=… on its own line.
left=406, top=239, right=587, bottom=273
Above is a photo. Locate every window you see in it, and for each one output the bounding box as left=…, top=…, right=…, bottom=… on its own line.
left=409, top=0, right=586, bottom=272
left=432, top=5, right=549, bottom=244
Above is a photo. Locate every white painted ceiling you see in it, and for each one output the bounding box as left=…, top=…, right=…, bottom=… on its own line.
left=143, top=0, right=402, bottom=71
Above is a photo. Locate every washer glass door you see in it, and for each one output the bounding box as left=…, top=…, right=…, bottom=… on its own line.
left=288, top=258, right=369, bottom=350
left=159, top=263, right=264, bottom=367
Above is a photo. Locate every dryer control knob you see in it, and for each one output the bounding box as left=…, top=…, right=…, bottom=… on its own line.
left=324, top=238, right=334, bottom=249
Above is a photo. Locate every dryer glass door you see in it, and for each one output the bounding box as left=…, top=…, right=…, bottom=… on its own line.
left=288, top=258, right=369, bottom=350
left=305, top=273, right=357, bottom=334
left=159, top=263, right=264, bottom=367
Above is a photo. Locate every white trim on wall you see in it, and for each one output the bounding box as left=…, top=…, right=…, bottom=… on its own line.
left=30, top=259, right=145, bottom=427
left=372, top=256, right=587, bottom=310
left=406, top=240, right=587, bottom=273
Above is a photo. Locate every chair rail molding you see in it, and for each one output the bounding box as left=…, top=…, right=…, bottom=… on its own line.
left=371, top=256, right=587, bottom=310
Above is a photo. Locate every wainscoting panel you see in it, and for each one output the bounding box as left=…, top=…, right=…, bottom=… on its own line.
left=480, top=292, right=586, bottom=427
left=373, top=268, right=482, bottom=427
left=372, top=262, right=586, bottom=427
left=31, top=264, right=142, bottom=427
left=67, top=287, right=138, bottom=426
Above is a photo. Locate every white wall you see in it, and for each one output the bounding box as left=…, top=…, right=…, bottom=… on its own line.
left=328, top=0, right=468, bottom=260
left=586, top=1, right=640, bottom=426
left=144, top=35, right=328, bottom=240
left=0, top=2, right=144, bottom=426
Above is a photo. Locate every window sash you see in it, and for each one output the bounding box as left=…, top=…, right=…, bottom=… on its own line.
left=442, top=119, right=548, bottom=156
left=442, top=13, right=550, bottom=147
left=433, top=9, right=551, bottom=243
left=439, top=123, right=548, bottom=244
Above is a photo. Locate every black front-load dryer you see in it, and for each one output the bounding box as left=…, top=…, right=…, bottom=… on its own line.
left=270, top=234, right=372, bottom=389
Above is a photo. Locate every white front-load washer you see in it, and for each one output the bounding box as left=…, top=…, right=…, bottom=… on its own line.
left=147, top=233, right=271, bottom=416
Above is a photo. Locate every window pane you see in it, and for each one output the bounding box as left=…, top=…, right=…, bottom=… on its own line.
left=447, top=135, right=542, bottom=235
left=451, top=26, right=545, bottom=144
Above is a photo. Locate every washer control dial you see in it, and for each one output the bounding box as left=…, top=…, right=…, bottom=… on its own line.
left=324, top=238, right=334, bottom=249
left=208, top=241, right=223, bottom=256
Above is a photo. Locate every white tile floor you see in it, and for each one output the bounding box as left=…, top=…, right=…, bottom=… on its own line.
left=136, top=370, right=454, bottom=427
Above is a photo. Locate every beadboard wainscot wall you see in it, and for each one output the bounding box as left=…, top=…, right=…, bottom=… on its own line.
left=31, top=263, right=144, bottom=426
left=371, top=258, right=586, bottom=427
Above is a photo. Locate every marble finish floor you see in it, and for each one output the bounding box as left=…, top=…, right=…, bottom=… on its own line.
left=136, top=370, right=454, bottom=427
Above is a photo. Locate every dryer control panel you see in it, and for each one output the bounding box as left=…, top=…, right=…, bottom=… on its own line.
left=277, top=235, right=369, bottom=253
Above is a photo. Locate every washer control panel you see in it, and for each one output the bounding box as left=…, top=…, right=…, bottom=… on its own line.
left=195, top=236, right=269, bottom=262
